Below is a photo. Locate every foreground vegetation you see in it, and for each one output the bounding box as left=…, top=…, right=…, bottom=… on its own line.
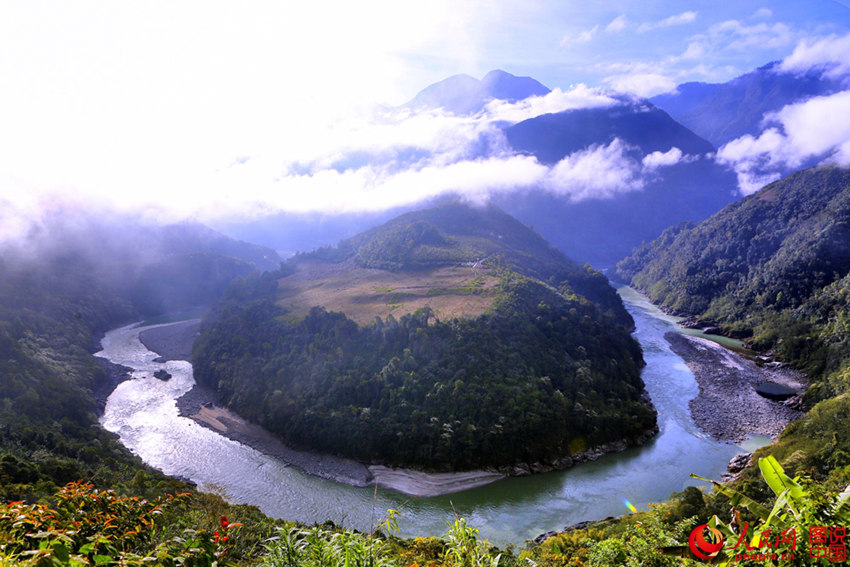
left=5, top=454, right=849, bottom=566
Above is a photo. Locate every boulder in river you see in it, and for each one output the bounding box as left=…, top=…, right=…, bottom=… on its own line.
left=154, top=369, right=172, bottom=381
left=728, top=452, right=752, bottom=474
left=755, top=381, right=796, bottom=401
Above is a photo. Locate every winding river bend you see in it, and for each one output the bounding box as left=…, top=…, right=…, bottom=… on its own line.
left=99, top=287, right=757, bottom=545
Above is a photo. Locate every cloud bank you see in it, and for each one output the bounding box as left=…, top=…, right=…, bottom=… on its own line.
left=2, top=82, right=652, bottom=238
left=482, top=85, right=620, bottom=122
left=717, top=90, right=850, bottom=194
left=779, top=34, right=850, bottom=80
left=716, top=33, right=850, bottom=195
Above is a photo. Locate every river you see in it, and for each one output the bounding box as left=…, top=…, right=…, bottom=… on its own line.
left=98, top=287, right=758, bottom=546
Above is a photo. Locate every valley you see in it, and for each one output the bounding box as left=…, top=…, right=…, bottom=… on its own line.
left=96, top=285, right=754, bottom=545
left=4, top=5, right=850, bottom=563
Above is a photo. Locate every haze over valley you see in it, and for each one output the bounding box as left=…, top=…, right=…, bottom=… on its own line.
left=3, top=2, right=850, bottom=565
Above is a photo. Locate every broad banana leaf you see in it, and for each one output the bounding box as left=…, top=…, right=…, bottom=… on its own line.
left=758, top=456, right=806, bottom=513
left=691, top=473, right=772, bottom=521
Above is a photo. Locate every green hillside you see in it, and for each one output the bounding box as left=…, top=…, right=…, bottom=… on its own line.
left=617, top=165, right=850, bottom=484
left=193, top=203, right=656, bottom=471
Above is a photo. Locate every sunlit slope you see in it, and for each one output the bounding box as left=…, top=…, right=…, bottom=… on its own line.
left=276, top=201, right=596, bottom=324
left=276, top=262, right=500, bottom=325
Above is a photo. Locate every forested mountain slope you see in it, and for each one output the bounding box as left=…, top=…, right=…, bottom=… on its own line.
left=193, top=203, right=657, bottom=471
left=618, top=166, right=850, bottom=329
left=495, top=102, right=737, bottom=267
left=651, top=62, right=846, bottom=147
left=617, top=165, right=850, bottom=485
left=0, top=213, right=279, bottom=502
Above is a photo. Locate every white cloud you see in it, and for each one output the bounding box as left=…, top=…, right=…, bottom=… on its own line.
left=677, top=41, right=708, bottom=61
left=706, top=20, right=794, bottom=51
left=753, top=8, right=773, bottom=20
left=778, top=33, right=850, bottom=79
left=717, top=90, right=850, bottom=194
left=603, top=73, right=677, bottom=97
left=8, top=1, right=840, bottom=239
left=560, top=25, right=598, bottom=46
left=545, top=139, right=645, bottom=201
left=642, top=147, right=684, bottom=170
left=482, top=85, right=620, bottom=122
left=257, top=155, right=549, bottom=215
left=577, top=25, right=599, bottom=43
left=637, top=11, right=697, bottom=33
left=606, top=15, right=627, bottom=34
left=0, top=66, right=652, bottom=235
left=0, top=0, right=510, bottom=230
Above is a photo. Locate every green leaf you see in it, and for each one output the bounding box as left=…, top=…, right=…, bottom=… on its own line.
left=758, top=456, right=804, bottom=499
left=762, top=488, right=792, bottom=530
left=758, top=456, right=805, bottom=518
left=691, top=473, right=772, bottom=521
left=51, top=542, right=70, bottom=564
left=831, top=483, right=850, bottom=523
left=92, top=555, right=113, bottom=564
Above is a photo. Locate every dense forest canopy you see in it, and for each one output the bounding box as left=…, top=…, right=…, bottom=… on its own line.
left=193, top=203, right=657, bottom=470
left=618, top=166, right=850, bottom=322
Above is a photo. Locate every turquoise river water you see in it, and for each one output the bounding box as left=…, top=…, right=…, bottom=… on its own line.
left=98, top=287, right=762, bottom=545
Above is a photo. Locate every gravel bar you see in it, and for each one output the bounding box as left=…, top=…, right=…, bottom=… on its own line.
left=665, top=331, right=806, bottom=442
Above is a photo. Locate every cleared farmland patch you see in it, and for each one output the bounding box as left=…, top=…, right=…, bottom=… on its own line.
left=276, top=260, right=499, bottom=325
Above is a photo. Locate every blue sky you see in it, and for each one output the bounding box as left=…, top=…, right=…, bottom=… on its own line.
left=1, top=1, right=850, bottom=231
left=459, top=1, right=850, bottom=96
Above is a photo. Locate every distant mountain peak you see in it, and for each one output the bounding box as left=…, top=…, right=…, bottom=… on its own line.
left=651, top=61, right=845, bottom=147
left=406, top=69, right=550, bottom=115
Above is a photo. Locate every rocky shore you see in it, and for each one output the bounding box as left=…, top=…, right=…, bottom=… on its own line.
left=664, top=331, right=806, bottom=442
left=138, top=319, right=200, bottom=362
left=93, top=358, right=133, bottom=414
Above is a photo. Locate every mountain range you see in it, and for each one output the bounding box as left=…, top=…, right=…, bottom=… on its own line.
left=494, top=98, right=737, bottom=266
left=650, top=61, right=847, bottom=148
left=227, top=66, right=821, bottom=268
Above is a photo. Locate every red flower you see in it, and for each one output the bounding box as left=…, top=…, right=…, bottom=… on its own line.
left=220, top=515, right=229, bottom=529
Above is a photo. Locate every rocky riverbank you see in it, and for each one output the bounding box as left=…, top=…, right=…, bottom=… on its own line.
left=664, top=331, right=806, bottom=442
left=93, top=358, right=133, bottom=414
left=138, top=319, right=200, bottom=362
